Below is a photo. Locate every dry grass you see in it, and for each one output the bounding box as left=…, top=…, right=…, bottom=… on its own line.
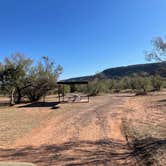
left=0, top=92, right=165, bottom=165
left=0, top=96, right=55, bottom=148
left=0, top=109, right=49, bottom=147
left=121, top=92, right=166, bottom=166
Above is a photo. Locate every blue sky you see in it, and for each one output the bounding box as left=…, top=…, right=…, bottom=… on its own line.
left=0, top=0, right=166, bottom=79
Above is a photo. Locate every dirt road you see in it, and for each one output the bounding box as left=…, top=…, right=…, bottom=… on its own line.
left=2, top=93, right=164, bottom=165
left=14, top=95, right=128, bottom=147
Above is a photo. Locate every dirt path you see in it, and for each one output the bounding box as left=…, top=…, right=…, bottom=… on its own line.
left=14, top=96, right=127, bottom=147
left=0, top=95, right=138, bottom=165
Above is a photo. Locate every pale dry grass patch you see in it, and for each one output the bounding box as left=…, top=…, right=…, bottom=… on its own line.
left=121, top=93, right=166, bottom=166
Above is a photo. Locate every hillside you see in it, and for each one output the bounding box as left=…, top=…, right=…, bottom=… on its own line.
left=66, top=62, right=166, bottom=81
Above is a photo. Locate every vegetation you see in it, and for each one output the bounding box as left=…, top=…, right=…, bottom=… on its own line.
left=1, top=37, right=166, bottom=101
left=0, top=53, right=62, bottom=105
left=24, top=56, right=62, bottom=102
left=70, top=74, right=165, bottom=96
left=145, top=37, right=166, bottom=62
left=121, top=109, right=166, bottom=166
left=67, top=36, right=166, bottom=96
left=0, top=53, right=33, bottom=105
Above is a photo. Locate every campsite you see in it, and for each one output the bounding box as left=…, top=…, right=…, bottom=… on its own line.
left=0, top=89, right=165, bottom=165
left=0, top=0, right=166, bottom=165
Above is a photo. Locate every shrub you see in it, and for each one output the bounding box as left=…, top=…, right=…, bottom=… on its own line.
left=24, top=57, right=62, bottom=102
left=150, top=75, right=163, bottom=91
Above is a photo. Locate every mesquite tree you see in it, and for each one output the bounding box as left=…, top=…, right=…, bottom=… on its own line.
left=24, top=56, right=62, bottom=102
left=0, top=53, right=32, bottom=105
left=0, top=54, right=62, bottom=105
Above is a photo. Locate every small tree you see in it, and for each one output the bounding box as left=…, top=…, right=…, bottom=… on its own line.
left=108, top=79, right=114, bottom=91
left=129, top=76, right=139, bottom=92
left=145, top=37, right=166, bottom=62
left=0, top=54, right=62, bottom=105
left=150, top=75, right=162, bottom=91
left=0, top=53, right=32, bottom=105
left=134, top=76, right=150, bottom=95
left=25, top=56, right=62, bottom=102
left=87, top=79, right=100, bottom=96
left=145, top=37, right=166, bottom=93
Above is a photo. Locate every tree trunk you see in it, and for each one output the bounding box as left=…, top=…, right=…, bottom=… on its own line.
left=14, top=88, right=22, bottom=104
left=10, top=88, right=16, bottom=106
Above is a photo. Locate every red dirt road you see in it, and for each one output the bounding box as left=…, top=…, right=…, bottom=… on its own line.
left=0, top=93, right=165, bottom=165
left=14, top=95, right=127, bottom=147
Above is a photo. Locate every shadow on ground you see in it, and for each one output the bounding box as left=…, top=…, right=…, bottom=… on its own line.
left=114, top=94, right=135, bottom=98
left=131, top=137, right=166, bottom=166
left=155, top=99, right=166, bottom=108
left=158, top=99, right=166, bottom=103
left=0, top=102, right=10, bottom=107
left=0, top=139, right=137, bottom=166
left=18, top=102, right=60, bottom=109
left=0, top=138, right=165, bottom=166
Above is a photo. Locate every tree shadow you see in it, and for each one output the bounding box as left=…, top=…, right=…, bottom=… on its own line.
left=157, top=99, right=166, bottom=103
left=114, top=94, right=135, bottom=98
left=155, top=99, right=166, bottom=108
left=18, top=102, right=60, bottom=108
left=1, top=138, right=164, bottom=165
left=0, top=139, right=137, bottom=166
left=0, top=137, right=166, bottom=166
left=0, top=102, right=10, bottom=107
left=130, top=137, right=166, bottom=166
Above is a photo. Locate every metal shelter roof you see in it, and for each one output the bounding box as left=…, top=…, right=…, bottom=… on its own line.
left=57, top=81, right=88, bottom=85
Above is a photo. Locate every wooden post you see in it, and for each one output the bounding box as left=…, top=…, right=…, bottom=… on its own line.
left=63, top=84, right=65, bottom=102
left=58, top=85, right=61, bottom=103
left=87, top=83, right=89, bottom=103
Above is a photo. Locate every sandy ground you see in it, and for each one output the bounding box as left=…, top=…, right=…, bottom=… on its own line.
left=13, top=95, right=127, bottom=147
left=0, top=92, right=165, bottom=166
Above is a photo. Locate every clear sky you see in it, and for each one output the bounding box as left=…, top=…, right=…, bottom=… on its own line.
left=0, top=0, right=166, bottom=79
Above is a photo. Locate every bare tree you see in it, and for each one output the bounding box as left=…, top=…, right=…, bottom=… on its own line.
left=145, top=37, right=166, bottom=62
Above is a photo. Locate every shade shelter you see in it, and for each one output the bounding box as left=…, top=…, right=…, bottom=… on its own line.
left=57, top=81, right=89, bottom=103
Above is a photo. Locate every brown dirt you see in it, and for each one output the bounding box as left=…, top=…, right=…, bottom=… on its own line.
left=0, top=92, right=165, bottom=165
left=13, top=95, right=128, bottom=147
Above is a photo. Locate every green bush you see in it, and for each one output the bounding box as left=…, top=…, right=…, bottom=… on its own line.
left=150, top=75, right=163, bottom=91
left=66, top=75, right=166, bottom=97
left=87, top=79, right=110, bottom=96
left=24, top=57, right=62, bottom=102
left=0, top=54, right=62, bottom=104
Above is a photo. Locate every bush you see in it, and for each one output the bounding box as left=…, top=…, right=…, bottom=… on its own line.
left=87, top=79, right=111, bottom=96
left=150, top=75, right=163, bottom=91
left=70, top=75, right=166, bottom=96
left=24, top=57, right=62, bottom=102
